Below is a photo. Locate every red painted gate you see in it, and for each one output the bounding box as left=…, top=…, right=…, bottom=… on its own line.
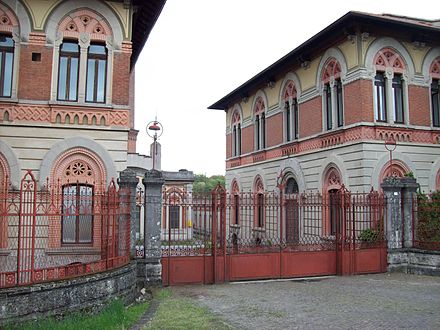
left=162, top=186, right=387, bottom=286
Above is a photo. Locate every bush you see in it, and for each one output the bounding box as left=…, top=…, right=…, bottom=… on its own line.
left=359, top=228, right=379, bottom=243
left=417, top=191, right=440, bottom=242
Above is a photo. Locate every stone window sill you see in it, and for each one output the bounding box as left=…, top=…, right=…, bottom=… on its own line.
left=45, top=247, right=100, bottom=255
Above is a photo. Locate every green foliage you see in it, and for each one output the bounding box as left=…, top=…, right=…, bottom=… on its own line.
left=417, top=190, right=440, bottom=242
left=359, top=228, right=379, bottom=243
left=193, top=174, right=225, bottom=194
left=6, top=299, right=149, bottom=330
left=404, top=171, right=414, bottom=178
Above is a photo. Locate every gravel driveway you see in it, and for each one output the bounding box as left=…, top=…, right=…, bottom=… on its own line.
left=172, top=273, right=440, bottom=330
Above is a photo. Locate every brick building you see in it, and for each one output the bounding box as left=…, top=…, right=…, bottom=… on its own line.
left=0, top=0, right=165, bottom=266
left=209, top=12, right=440, bottom=194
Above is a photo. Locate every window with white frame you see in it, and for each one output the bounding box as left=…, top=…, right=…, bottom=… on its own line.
left=321, top=58, right=343, bottom=130
left=0, top=35, right=14, bottom=98
left=86, top=44, right=107, bottom=103
left=57, top=41, right=80, bottom=101
left=373, top=49, right=407, bottom=125
left=254, top=97, right=266, bottom=150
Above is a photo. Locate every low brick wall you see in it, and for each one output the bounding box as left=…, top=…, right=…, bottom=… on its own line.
left=388, top=248, right=440, bottom=276
left=0, top=262, right=137, bottom=327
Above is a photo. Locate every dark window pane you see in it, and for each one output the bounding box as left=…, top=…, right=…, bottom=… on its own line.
left=169, top=205, right=180, bottom=229
left=58, top=41, right=79, bottom=101
left=256, top=115, right=260, bottom=150
left=232, top=126, right=237, bottom=156
left=325, top=84, right=332, bottom=130
left=336, top=79, right=343, bottom=127
left=261, top=113, right=266, bottom=148
left=432, top=80, right=440, bottom=127
left=374, top=73, right=386, bottom=121
left=285, top=178, right=299, bottom=194
left=285, top=102, right=291, bottom=141
left=0, top=36, right=13, bottom=47
left=233, top=194, right=240, bottom=225
left=293, top=98, right=298, bottom=139
left=392, top=74, right=404, bottom=123
left=257, top=194, right=264, bottom=227
left=237, top=124, right=241, bottom=155
left=62, top=184, right=93, bottom=244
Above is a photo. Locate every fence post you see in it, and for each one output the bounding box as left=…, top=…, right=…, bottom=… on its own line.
left=401, top=177, right=418, bottom=248
left=119, top=169, right=138, bottom=258
left=381, top=177, right=404, bottom=249
left=140, top=169, right=164, bottom=285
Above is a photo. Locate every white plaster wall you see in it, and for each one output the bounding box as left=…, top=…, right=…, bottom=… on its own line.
left=0, top=124, right=129, bottom=182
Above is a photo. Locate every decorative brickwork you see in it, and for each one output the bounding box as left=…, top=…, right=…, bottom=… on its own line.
left=58, top=9, right=112, bottom=41
left=374, top=48, right=406, bottom=73
left=0, top=3, right=18, bottom=33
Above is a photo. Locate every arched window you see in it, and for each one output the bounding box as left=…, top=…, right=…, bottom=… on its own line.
left=323, top=166, right=343, bottom=236
left=254, top=176, right=265, bottom=228
left=254, top=97, right=266, bottom=150
left=373, top=48, right=407, bottom=124
left=321, top=58, right=343, bottom=130
left=430, top=57, right=440, bottom=127
left=231, top=111, right=241, bottom=157
left=284, top=176, right=299, bottom=243
left=57, top=41, right=80, bottom=101
left=283, top=81, right=299, bottom=141
left=0, top=35, right=14, bottom=98
left=54, top=10, right=112, bottom=104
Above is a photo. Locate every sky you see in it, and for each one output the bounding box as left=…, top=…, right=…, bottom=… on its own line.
left=134, top=0, right=439, bottom=176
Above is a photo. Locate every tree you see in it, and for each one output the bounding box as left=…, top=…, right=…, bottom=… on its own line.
left=193, top=174, right=225, bottom=194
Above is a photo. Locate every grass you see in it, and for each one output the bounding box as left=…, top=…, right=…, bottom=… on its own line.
left=5, top=299, right=149, bottom=330
left=144, top=288, right=231, bottom=330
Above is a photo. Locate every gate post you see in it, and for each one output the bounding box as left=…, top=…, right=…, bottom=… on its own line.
left=381, top=177, right=405, bottom=249
left=119, top=168, right=138, bottom=257
left=401, top=177, right=418, bottom=248
left=139, top=169, right=164, bottom=285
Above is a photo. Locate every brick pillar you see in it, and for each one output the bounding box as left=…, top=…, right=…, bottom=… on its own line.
left=119, top=168, right=139, bottom=257
left=139, top=169, right=164, bottom=285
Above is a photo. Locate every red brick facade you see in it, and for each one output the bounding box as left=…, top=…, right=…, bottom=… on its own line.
left=408, top=85, right=431, bottom=126
left=299, top=96, right=322, bottom=137
left=18, top=44, right=53, bottom=101
left=344, top=79, right=374, bottom=125
left=112, top=51, right=131, bottom=106
left=266, top=112, right=283, bottom=147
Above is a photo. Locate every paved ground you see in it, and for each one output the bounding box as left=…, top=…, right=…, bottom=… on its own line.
left=172, top=273, right=440, bottom=330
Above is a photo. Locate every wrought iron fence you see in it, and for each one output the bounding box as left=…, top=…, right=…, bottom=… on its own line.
left=0, top=171, right=131, bottom=288
left=161, top=187, right=387, bottom=257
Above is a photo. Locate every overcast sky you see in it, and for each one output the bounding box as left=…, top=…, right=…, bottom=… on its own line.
left=134, top=0, right=438, bottom=176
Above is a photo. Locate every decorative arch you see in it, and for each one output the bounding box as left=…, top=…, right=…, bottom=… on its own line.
left=0, top=0, right=31, bottom=39
left=231, top=179, right=240, bottom=194
left=430, top=57, right=440, bottom=79
left=0, top=151, right=9, bottom=187
left=365, top=37, right=415, bottom=78
left=251, top=91, right=268, bottom=118
left=422, top=47, right=440, bottom=81
left=279, top=72, right=302, bottom=108
left=50, top=147, right=107, bottom=190
left=374, top=48, right=406, bottom=73
left=316, top=47, right=348, bottom=92
left=277, top=158, right=306, bottom=193
left=231, top=108, right=241, bottom=126
left=323, top=165, right=343, bottom=191
left=321, top=57, right=342, bottom=83
left=39, top=137, right=116, bottom=187
left=371, top=151, right=416, bottom=190
left=0, top=140, right=20, bottom=188
left=318, top=155, right=348, bottom=191
left=44, top=0, right=124, bottom=46
left=58, top=9, right=112, bottom=42
left=253, top=175, right=265, bottom=193
left=378, top=159, right=410, bottom=183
